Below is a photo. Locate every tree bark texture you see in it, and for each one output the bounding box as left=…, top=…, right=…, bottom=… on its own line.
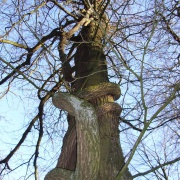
left=45, top=3, right=132, bottom=179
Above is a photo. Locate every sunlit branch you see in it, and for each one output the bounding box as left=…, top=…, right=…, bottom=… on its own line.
left=58, top=7, right=95, bottom=82
left=0, top=39, right=28, bottom=49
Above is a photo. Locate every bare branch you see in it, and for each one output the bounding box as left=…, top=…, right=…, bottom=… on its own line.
left=0, top=39, right=28, bottom=49
left=133, top=156, right=180, bottom=178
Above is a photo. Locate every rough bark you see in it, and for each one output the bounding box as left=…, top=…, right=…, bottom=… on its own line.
left=45, top=2, right=132, bottom=179
left=45, top=93, right=100, bottom=180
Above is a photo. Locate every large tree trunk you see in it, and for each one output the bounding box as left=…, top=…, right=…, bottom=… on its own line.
left=45, top=2, right=132, bottom=179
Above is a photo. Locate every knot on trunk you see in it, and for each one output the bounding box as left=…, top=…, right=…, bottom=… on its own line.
left=75, top=82, right=121, bottom=117
left=75, top=82, right=121, bottom=101
left=96, top=102, right=122, bottom=117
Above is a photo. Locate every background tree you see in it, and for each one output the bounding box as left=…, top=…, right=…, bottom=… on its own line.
left=0, top=0, right=179, bottom=179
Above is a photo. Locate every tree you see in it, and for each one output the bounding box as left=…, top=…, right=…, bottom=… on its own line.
left=0, top=0, right=179, bottom=179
